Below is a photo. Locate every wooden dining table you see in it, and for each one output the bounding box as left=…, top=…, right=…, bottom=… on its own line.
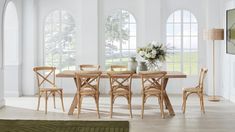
left=56, top=70, right=186, bottom=116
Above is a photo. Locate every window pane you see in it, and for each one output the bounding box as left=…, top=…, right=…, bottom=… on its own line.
left=166, top=53, right=174, bottom=62
left=183, top=10, right=190, bottom=22
left=191, top=15, right=197, bottom=23
left=191, top=63, right=198, bottom=75
left=183, top=24, right=190, bottom=36
left=167, top=24, right=174, bottom=36
left=183, top=63, right=191, bottom=75
left=174, top=10, right=181, bottom=22
left=191, top=24, right=198, bottom=36
left=183, top=37, right=190, bottom=49
left=167, top=14, right=174, bottom=23
left=167, top=37, right=174, bottom=47
left=183, top=50, right=191, bottom=62
left=191, top=50, right=198, bottom=62
left=173, top=50, right=181, bottom=62
left=167, top=63, right=174, bottom=71
left=130, top=37, right=136, bottom=49
left=130, top=24, right=136, bottom=36
left=174, top=24, right=181, bottom=36
left=191, top=37, right=198, bottom=49
left=174, top=37, right=181, bottom=49
left=174, top=63, right=181, bottom=71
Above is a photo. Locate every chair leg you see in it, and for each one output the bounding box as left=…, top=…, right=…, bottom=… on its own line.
left=141, top=94, right=145, bottom=119
left=45, top=91, right=48, bottom=114
left=183, top=91, right=187, bottom=114
left=200, top=94, right=205, bottom=114
left=95, top=95, right=100, bottom=118
left=159, top=96, right=165, bottom=119
left=128, top=97, right=133, bottom=118
left=37, top=92, right=41, bottom=111
left=53, top=92, right=56, bottom=109
left=110, top=95, right=113, bottom=118
left=60, top=90, right=65, bottom=112
left=77, top=93, right=81, bottom=117
left=79, top=96, right=83, bottom=115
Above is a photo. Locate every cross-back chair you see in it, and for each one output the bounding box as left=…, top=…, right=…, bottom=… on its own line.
left=33, top=66, right=65, bottom=114
left=80, top=64, right=100, bottom=71
left=75, top=71, right=102, bottom=118
left=107, top=71, right=133, bottom=118
left=110, top=65, right=127, bottom=71
left=139, top=71, right=167, bottom=119
left=182, top=68, right=208, bottom=114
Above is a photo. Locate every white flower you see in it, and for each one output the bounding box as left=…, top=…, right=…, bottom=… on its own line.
left=139, top=51, right=145, bottom=56
left=151, top=50, right=157, bottom=55
left=151, top=54, right=156, bottom=58
left=145, top=53, right=151, bottom=58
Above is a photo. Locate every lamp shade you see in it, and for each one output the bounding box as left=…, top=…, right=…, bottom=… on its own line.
left=204, top=29, right=224, bottom=40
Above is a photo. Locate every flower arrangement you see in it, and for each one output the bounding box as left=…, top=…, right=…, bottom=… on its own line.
left=137, top=41, right=167, bottom=62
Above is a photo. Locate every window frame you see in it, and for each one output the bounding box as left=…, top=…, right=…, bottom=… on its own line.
left=166, top=10, right=199, bottom=75
left=43, top=10, right=77, bottom=73
left=104, top=9, right=137, bottom=70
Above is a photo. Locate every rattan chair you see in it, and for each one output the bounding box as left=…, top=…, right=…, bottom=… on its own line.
left=107, top=71, right=133, bottom=118
left=139, top=71, right=167, bottom=119
left=33, top=66, right=65, bottom=114
left=80, top=64, right=100, bottom=71
left=75, top=71, right=102, bottom=118
left=182, top=68, right=208, bottom=114
left=110, top=65, right=127, bottom=71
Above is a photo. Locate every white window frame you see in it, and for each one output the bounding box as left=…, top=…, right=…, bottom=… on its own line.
left=43, top=10, right=77, bottom=72
left=166, top=10, right=199, bottom=75
left=104, top=9, right=137, bottom=69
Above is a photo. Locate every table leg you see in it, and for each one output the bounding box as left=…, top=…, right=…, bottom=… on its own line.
left=68, top=78, right=78, bottom=115
left=162, top=78, right=175, bottom=116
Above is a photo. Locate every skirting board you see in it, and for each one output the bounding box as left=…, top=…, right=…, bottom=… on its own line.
left=0, top=99, right=5, bottom=108
left=4, top=91, right=22, bottom=97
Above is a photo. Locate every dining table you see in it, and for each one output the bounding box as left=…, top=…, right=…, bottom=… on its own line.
left=56, top=70, right=187, bottom=116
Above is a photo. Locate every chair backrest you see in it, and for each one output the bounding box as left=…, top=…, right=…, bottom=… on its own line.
left=110, top=65, right=127, bottom=71
left=139, top=71, right=167, bottom=91
left=75, top=71, right=102, bottom=93
left=107, top=71, right=133, bottom=93
left=80, top=64, right=100, bottom=71
left=33, top=66, right=56, bottom=89
left=198, top=68, right=208, bottom=89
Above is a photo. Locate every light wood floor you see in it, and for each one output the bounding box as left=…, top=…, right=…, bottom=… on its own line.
left=0, top=95, right=235, bottom=132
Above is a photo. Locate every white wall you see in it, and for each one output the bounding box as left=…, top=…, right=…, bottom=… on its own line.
left=0, top=0, right=6, bottom=107
left=221, top=0, right=235, bottom=102
left=3, top=0, right=22, bottom=97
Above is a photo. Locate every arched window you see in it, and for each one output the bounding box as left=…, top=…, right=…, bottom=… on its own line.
left=166, top=10, right=198, bottom=75
left=105, top=9, right=136, bottom=69
left=44, top=10, right=76, bottom=72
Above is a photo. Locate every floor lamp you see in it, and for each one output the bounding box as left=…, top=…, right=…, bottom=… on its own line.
left=204, top=29, right=224, bottom=102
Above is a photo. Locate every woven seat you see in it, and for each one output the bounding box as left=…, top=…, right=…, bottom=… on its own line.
left=182, top=68, right=208, bottom=114
left=80, top=64, right=100, bottom=71
left=182, top=87, right=202, bottom=93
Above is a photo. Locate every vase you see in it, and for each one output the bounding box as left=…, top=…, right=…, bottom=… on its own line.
left=136, top=61, right=148, bottom=74
left=146, top=60, right=163, bottom=71
left=128, top=57, right=138, bottom=73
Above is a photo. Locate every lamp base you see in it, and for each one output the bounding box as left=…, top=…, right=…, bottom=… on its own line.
left=208, top=96, right=220, bottom=102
